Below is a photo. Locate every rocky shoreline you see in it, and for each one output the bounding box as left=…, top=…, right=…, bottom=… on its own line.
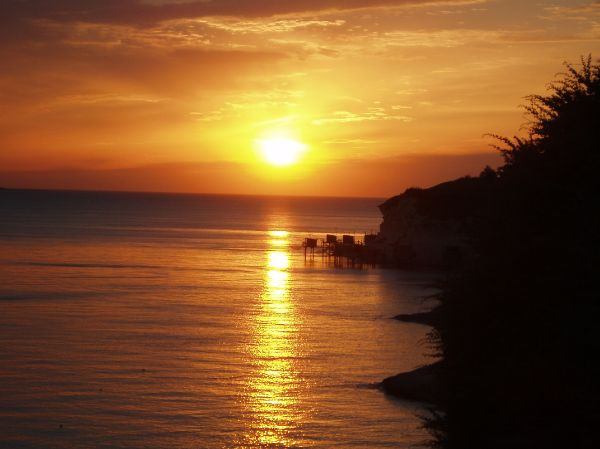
left=380, top=362, right=441, bottom=404
left=381, top=311, right=441, bottom=404
left=393, top=310, right=439, bottom=327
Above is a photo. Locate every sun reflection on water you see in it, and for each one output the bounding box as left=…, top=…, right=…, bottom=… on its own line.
left=240, top=229, right=303, bottom=448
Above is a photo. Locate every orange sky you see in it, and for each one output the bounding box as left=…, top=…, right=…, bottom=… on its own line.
left=1, top=0, right=600, bottom=197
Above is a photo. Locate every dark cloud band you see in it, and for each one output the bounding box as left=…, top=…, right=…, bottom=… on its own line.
left=3, top=0, right=468, bottom=26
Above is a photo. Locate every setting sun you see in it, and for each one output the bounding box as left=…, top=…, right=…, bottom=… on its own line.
left=259, top=138, right=307, bottom=167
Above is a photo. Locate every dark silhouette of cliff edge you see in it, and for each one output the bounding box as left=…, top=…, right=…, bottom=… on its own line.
left=377, top=170, right=497, bottom=268
left=383, top=56, right=600, bottom=449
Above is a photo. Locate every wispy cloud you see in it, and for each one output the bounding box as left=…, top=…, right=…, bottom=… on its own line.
left=1, top=0, right=487, bottom=27
left=196, top=18, right=347, bottom=34
left=313, top=108, right=413, bottom=125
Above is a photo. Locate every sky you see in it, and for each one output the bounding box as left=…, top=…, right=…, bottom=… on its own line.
left=1, top=0, right=599, bottom=197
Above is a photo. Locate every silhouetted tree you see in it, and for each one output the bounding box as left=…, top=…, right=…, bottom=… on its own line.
left=427, top=56, right=600, bottom=449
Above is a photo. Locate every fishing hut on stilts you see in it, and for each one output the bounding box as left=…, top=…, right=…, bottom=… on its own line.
left=302, top=237, right=318, bottom=258
left=302, top=233, right=379, bottom=268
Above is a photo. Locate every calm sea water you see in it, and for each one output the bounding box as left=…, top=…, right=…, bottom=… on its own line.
left=0, top=190, right=436, bottom=449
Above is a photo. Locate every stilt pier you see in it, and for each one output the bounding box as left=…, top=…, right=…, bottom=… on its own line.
left=302, top=233, right=379, bottom=268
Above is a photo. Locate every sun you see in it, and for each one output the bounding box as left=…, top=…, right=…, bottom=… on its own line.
left=258, top=138, right=306, bottom=166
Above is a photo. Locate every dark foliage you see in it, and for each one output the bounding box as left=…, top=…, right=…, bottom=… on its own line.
left=428, top=56, right=600, bottom=449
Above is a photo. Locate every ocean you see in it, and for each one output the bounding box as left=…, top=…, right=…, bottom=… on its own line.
left=0, top=189, right=435, bottom=449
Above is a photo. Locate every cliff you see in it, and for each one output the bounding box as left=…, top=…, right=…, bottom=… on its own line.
left=376, top=174, right=494, bottom=267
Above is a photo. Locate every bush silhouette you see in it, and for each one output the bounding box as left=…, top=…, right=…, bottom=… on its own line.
left=427, top=56, right=600, bottom=449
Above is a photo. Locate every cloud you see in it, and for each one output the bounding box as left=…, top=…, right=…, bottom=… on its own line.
left=541, top=2, right=600, bottom=20
left=2, top=0, right=485, bottom=27
left=313, top=108, right=413, bottom=125
left=371, top=29, right=502, bottom=49
left=0, top=152, right=502, bottom=197
left=197, top=18, right=347, bottom=34
left=0, top=162, right=250, bottom=194
left=300, top=151, right=502, bottom=196
left=0, top=39, right=285, bottom=111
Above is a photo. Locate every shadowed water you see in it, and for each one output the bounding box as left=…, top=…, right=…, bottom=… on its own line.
left=0, top=190, right=435, bottom=448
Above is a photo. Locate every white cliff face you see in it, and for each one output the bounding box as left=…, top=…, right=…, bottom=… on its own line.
left=377, top=194, right=470, bottom=267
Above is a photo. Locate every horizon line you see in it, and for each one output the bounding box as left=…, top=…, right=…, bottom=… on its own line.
left=0, top=186, right=387, bottom=201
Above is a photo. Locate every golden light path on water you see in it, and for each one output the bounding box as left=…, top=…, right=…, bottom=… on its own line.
left=242, top=229, right=304, bottom=447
